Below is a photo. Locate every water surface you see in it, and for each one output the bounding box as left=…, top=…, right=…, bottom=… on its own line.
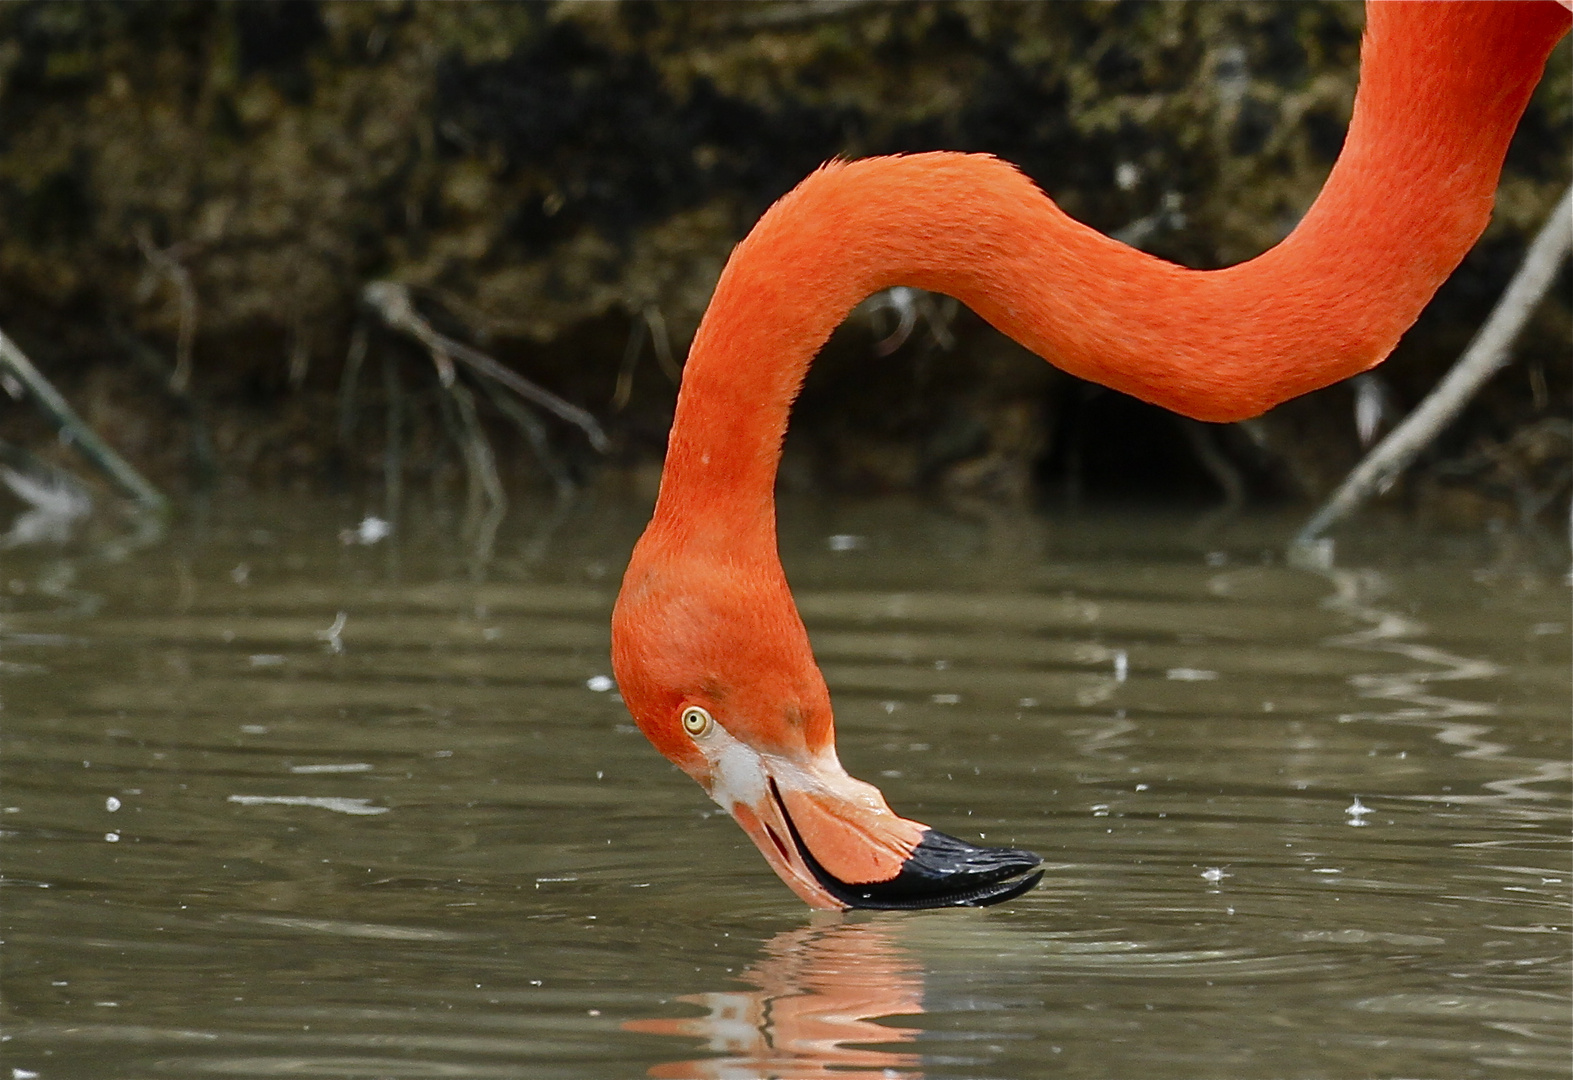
left=2, top=492, right=1568, bottom=1078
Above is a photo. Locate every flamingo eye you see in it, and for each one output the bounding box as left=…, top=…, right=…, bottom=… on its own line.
left=680, top=705, right=714, bottom=738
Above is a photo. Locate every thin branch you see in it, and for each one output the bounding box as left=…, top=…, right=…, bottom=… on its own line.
left=477, top=376, right=576, bottom=499
left=287, top=308, right=311, bottom=390
left=611, top=312, right=647, bottom=412
left=381, top=351, right=404, bottom=530
left=434, top=376, right=506, bottom=564
left=361, top=282, right=609, bottom=452
left=735, top=0, right=881, bottom=29
left=133, top=226, right=198, bottom=395
left=0, top=326, right=168, bottom=514
left=1295, top=184, right=1573, bottom=547
left=337, top=320, right=369, bottom=446
left=863, top=287, right=956, bottom=356
left=610, top=305, right=680, bottom=411
left=451, top=380, right=506, bottom=528
left=871, top=287, right=920, bottom=357
left=645, top=305, right=681, bottom=384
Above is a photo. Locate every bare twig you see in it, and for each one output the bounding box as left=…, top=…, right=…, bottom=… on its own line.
left=287, top=309, right=311, bottom=390
left=1295, top=184, right=1573, bottom=547
left=452, top=382, right=505, bottom=516
left=611, top=305, right=681, bottom=412
left=337, top=321, right=369, bottom=446
left=381, top=351, right=404, bottom=531
left=434, top=377, right=506, bottom=563
left=611, top=312, right=647, bottom=412
left=736, top=0, right=880, bottom=29
left=361, top=282, right=609, bottom=452
left=1351, top=373, right=1394, bottom=448
left=133, top=226, right=198, bottom=395
left=645, top=306, right=680, bottom=384
left=478, top=378, right=576, bottom=499
left=863, top=287, right=957, bottom=356
left=0, top=326, right=168, bottom=514
left=871, top=287, right=920, bottom=357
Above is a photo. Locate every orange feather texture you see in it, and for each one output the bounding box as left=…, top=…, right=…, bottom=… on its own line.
left=610, top=1, right=1569, bottom=906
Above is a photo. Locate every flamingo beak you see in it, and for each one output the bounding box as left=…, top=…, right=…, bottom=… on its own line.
left=708, top=740, right=1043, bottom=911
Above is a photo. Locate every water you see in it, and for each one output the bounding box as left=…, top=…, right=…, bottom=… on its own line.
left=1, top=492, right=1568, bottom=1079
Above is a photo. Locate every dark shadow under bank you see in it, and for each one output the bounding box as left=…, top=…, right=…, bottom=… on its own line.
left=3, top=289, right=1568, bottom=547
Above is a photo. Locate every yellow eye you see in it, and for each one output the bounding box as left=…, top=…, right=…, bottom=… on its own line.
left=681, top=705, right=713, bottom=738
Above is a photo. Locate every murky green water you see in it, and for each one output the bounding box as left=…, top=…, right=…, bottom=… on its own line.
left=2, top=492, right=1568, bottom=1079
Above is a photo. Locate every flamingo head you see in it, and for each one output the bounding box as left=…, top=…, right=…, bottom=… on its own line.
left=611, top=538, right=1042, bottom=910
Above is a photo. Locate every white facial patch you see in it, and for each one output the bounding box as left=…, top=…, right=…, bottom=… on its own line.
left=703, top=725, right=768, bottom=812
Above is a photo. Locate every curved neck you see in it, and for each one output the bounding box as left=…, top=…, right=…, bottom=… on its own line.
left=652, top=1, right=1568, bottom=539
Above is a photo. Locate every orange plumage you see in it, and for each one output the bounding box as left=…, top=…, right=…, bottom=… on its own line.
left=612, top=2, right=1571, bottom=910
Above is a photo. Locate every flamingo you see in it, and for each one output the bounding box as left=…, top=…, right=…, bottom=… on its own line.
left=610, top=2, right=1571, bottom=910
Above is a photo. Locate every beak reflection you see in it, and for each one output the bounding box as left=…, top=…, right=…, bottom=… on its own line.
left=625, top=920, right=924, bottom=1079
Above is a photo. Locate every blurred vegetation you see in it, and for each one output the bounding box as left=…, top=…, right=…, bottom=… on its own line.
left=0, top=1, right=1567, bottom=528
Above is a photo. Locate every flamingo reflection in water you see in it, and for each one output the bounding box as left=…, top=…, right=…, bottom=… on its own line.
left=625, top=920, right=924, bottom=1079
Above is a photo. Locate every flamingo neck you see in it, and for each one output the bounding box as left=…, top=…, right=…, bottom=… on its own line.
left=651, top=1, right=1567, bottom=543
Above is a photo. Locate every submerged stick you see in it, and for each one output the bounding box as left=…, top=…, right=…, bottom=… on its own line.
left=1295, top=184, right=1573, bottom=546
left=0, top=326, right=168, bottom=514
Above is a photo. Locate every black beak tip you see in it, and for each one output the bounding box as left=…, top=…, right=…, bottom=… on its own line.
left=831, top=828, right=1046, bottom=911
left=768, top=779, right=1043, bottom=911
